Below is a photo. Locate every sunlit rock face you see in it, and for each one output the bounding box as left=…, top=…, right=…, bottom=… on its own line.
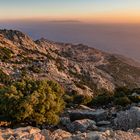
left=0, top=29, right=140, bottom=96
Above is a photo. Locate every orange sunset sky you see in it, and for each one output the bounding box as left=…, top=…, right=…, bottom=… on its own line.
left=0, top=0, right=140, bottom=23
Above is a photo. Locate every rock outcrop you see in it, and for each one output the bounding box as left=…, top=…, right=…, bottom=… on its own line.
left=69, top=109, right=108, bottom=122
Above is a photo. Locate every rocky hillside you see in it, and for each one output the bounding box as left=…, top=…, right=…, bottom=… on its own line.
left=0, top=29, right=140, bottom=96
left=0, top=29, right=140, bottom=140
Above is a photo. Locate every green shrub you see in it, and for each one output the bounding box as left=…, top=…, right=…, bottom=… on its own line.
left=88, top=89, right=113, bottom=106
left=129, top=95, right=140, bottom=103
left=74, top=93, right=92, bottom=105
left=0, top=69, right=12, bottom=85
left=114, top=96, right=132, bottom=106
left=90, top=93, right=113, bottom=106
left=28, top=65, right=43, bottom=73
left=0, top=79, right=65, bottom=125
left=73, top=94, right=92, bottom=105
left=114, top=87, right=131, bottom=98
left=64, top=90, right=92, bottom=106
left=0, top=47, right=13, bottom=61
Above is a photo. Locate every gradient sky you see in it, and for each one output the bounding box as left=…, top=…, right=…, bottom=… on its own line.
left=0, top=0, right=140, bottom=23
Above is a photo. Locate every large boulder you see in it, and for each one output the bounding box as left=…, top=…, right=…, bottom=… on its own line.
left=69, top=109, right=108, bottom=122
left=114, top=106, right=140, bottom=130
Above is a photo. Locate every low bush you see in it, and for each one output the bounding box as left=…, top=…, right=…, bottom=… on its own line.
left=0, top=79, right=65, bottom=125
left=114, top=96, right=132, bottom=106
left=0, top=69, right=12, bottom=85
left=0, top=47, right=13, bottom=61
left=64, top=90, right=92, bottom=106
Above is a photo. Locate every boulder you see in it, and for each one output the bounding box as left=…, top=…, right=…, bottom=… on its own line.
left=60, top=117, right=71, bottom=126
left=69, top=109, right=108, bottom=122
left=97, top=121, right=111, bottom=126
left=67, top=119, right=97, bottom=132
left=114, top=106, right=140, bottom=130
left=51, top=129, right=72, bottom=140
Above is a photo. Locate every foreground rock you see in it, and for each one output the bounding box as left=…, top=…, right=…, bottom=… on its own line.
left=114, top=106, right=140, bottom=130
left=0, top=126, right=140, bottom=140
left=68, top=109, right=108, bottom=122
left=67, top=119, right=97, bottom=132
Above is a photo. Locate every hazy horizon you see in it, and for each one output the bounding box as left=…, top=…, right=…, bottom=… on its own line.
left=0, top=0, right=140, bottom=62
left=0, top=21, right=140, bottom=62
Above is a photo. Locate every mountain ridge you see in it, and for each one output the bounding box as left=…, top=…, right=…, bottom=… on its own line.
left=0, top=29, right=140, bottom=96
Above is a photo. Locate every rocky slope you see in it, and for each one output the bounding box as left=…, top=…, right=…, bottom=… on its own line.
left=0, top=29, right=140, bottom=96
left=0, top=29, right=140, bottom=140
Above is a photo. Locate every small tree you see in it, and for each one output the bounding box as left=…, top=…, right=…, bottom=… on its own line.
left=0, top=79, right=65, bottom=125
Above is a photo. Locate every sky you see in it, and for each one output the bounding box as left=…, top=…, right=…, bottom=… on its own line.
left=0, top=0, right=140, bottom=23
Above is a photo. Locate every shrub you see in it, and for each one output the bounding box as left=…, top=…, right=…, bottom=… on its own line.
left=74, top=94, right=92, bottom=105
left=28, top=65, right=43, bottom=73
left=114, top=96, right=132, bottom=106
left=64, top=90, right=92, bottom=106
left=90, top=93, right=113, bottom=106
left=129, top=95, right=140, bottom=103
left=114, top=87, right=131, bottom=98
left=89, top=89, right=113, bottom=106
left=0, top=79, right=65, bottom=125
left=0, top=47, right=13, bottom=61
left=0, top=69, right=12, bottom=85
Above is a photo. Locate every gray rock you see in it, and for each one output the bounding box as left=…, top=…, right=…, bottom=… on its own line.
left=51, top=129, right=72, bottom=140
left=97, top=121, right=111, bottom=126
left=69, top=109, right=108, bottom=122
left=114, top=106, right=140, bottom=130
left=60, top=117, right=71, bottom=126
left=134, top=128, right=140, bottom=135
left=72, top=131, right=106, bottom=140
left=67, top=119, right=97, bottom=132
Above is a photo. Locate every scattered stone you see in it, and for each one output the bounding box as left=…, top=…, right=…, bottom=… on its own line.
left=114, top=106, right=140, bottom=130
left=98, top=127, right=112, bottom=132
left=97, top=121, right=111, bottom=126
left=40, top=129, right=51, bottom=140
left=51, top=129, right=72, bottom=140
left=135, top=128, right=140, bottom=135
left=0, top=126, right=140, bottom=140
left=79, top=105, right=96, bottom=111
left=69, top=109, right=107, bottom=122
left=67, top=119, right=97, bottom=132
left=71, top=131, right=106, bottom=140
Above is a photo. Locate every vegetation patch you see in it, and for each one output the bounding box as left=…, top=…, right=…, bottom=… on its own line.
left=0, top=47, right=14, bottom=61
left=0, top=79, right=65, bottom=126
left=0, top=69, right=12, bottom=85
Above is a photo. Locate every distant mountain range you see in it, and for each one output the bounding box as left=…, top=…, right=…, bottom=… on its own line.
left=0, top=29, right=140, bottom=96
